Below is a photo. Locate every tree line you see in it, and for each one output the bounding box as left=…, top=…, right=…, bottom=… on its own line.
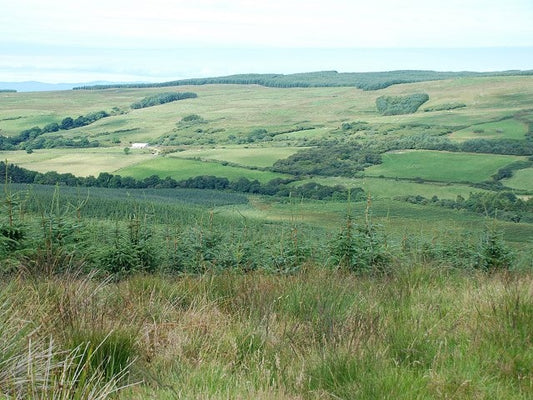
left=396, top=191, right=533, bottom=223
left=73, top=70, right=533, bottom=92
left=130, top=92, right=197, bottom=109
left=0, top=111, right=108, bottom=150
left=272, top=143, right=382, bottom=177
left=1, top=162, right=359, bottom=201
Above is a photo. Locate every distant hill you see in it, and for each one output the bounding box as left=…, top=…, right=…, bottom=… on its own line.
left=0, top=81, right=129, bottom=92
left=73, top=70, right=533, bottom=91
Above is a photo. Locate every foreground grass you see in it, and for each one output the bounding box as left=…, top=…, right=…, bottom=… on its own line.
left=2, top=266, right=532, bottom=399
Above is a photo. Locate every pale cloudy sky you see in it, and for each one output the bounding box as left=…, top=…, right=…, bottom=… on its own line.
left=1, top=0, right=532, bottom=82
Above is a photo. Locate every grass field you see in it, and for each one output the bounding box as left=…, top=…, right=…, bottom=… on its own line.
left=1, top=76, right=531, bottom=143
left=364, top=150, right=523, bottom=183
left=0, top=148, right=154, bottom=176
left=502, top=167, right=533, bottom=191
left=219, top=197, right=533, bottom=250
left=308, top=176, right=484, bottom=199
left=170, top=146, right=304, bottom=168
left=3, top=269, right=532, bottom=399
left=450, top=118, right=528, bottom=141
left=117, top=156, right=287, bottom=182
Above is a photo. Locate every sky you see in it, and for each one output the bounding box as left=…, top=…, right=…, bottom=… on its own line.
left=0, top=0, right=532, bottom=83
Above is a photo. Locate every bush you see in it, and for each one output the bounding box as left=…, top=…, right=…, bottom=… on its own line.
left=330, top=201, right=390, bottom=273
left=476, top=226, right=514, bottom=271
left=376, top=93, right=429, bottom=115
left=180, top=114, right=204, bottom=123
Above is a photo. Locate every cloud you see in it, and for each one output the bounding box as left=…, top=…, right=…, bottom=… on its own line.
left=1, top=0, right=532, bottom=48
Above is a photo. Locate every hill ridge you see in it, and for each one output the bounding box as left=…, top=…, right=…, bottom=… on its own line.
left=73, top=69, right=533, bottom=91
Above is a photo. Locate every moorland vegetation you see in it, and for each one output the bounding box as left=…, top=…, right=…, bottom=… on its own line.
left=0, top=70, right=532, bottom=399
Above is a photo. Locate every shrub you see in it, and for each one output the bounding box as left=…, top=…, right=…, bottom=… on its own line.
left=180, top=114, right=205, bottom=123
left=376, top=93, right=429, bottom=115
left=330, top=199, right=390, bottom=273
left=476, top=225, right=514, bottom=271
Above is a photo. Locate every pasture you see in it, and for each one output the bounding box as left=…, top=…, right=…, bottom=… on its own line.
left=503, top=167, right=533, bottom=191
left=116, top=156, right=287, bottom=182
left=363, top=150, right=523, bottom=183
left=0, top=148, right=154, bottom=176
left=169, top=145, right=304, bottom=167
left=308, top=176, right=484, bottom=199
left=0, top=76, right=531, bottom=145
left=450, top=118, right=528, bottom=141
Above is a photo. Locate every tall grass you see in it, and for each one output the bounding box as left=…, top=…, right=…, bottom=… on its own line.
left=2, top=267, right=530, bottom=399
left=0, top=277, right=138, bottom=399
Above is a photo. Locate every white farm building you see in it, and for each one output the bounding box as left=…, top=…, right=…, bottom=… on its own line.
left=131, top=143, right=149, bottom=149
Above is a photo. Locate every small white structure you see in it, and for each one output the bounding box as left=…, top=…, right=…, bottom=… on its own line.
left=131, top=143, right=149, bottom=149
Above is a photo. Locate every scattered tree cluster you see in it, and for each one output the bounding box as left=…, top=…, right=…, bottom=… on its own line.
left=179, top=114, right=205, bottom=125
left=396, top=191, right=533, bottom=223
left=130, top=92, right=197, bottom=109
left=0, top=111, right=108, bottom=150
left=272, top=144, right=382, bottom=177
left=365, top=133, right=533, bottom=156
left=375, top=93, right=430, bottom=115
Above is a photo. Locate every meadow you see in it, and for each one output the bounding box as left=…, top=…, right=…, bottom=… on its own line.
left=450, top=118, right=528, bottom=141
left=168, top=146, right=304, bottom=168
left=116, top=156, right=287, bottom=183
left=363, top=150, right=524, bottom=183
left=503, top=168, right=533, bottom=191
left=0, top=147, right=154, bottom=176
left=0, top=72, right=532, bottom=399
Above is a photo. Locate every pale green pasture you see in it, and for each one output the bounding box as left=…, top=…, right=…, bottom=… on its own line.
left=364, top=150, right=523, bottom=183
left=307, top=176, right=483, bottom=199
left=502, top=168, right=533, bottom=191
left=117, top=157, right=287, bottom=182
left=366, top=76, right=533, bottom=126
left=450, top=118, right=528, bottom=141
left=170, top=146, right=304, bottom=167
left=2, top=77, right=532, bottom=144
left=0, top=148, right=153, bottom=176
left=0, top=89, right=148, bottom=136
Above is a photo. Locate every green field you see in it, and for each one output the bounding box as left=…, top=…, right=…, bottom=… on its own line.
left=364, top=150, right=523, bottom=183
left=503, top=167, right=533, bottom=191
left=450, top=118, right=528, bottom=141
left=308, top=176, right=485, bottom=199
left=117, top=156, right=287, bottom=182
left=0, top=148, right=154, bottom=176
left=170, top=146, right=304, bottom=168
